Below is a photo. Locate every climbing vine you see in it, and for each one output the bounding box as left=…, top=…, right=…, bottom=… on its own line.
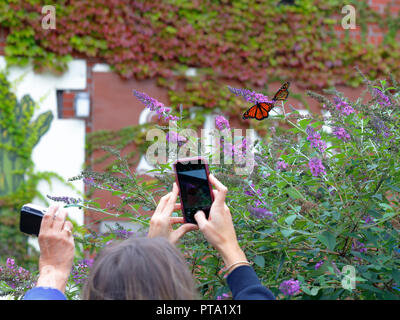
left=0, top=0, right=398, bottom=92
left=0, top=71, right=66, bottom=268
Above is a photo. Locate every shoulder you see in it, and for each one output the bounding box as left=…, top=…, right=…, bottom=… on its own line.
left=23, top=287, right=67, bottom=300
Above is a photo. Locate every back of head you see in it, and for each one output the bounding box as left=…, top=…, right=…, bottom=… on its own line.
left=82, top=237, right=197, bottom=300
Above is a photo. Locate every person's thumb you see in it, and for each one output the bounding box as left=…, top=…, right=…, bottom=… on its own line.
left=194, top=210, right=207, bottom=230
left=171, top=224, right=198, bottom=244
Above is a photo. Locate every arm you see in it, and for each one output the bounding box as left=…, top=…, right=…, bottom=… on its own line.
left=194, top=174, right=274, bottom=300
left=227, top=265, right=275, bottom=300
left=24, top=205, right=75, bottom=300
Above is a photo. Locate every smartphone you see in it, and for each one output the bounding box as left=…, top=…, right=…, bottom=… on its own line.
left=173, top=157, right=214, bottom=224
left=20, top=203, right=47, bottom=236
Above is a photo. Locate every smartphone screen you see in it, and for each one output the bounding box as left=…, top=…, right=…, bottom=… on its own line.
left=174, top=159, right=213, bottom=224
left=20, top=204, right=46, bottom=236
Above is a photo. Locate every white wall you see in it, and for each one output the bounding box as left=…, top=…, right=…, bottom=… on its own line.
left=0, top=57, right=86, bottom=229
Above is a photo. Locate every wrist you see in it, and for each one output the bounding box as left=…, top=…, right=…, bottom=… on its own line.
left=219, top=244, right=247, bottom=267
left=37, top=265, right=69, bottom=293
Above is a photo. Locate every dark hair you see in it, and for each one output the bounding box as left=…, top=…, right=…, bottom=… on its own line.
left=82, top=237, right=198, bottom=300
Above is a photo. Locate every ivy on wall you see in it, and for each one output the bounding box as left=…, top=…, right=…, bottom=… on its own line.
left=0, top=0, right=399, bottom=92
left=1, top=0, right=399, bottom=165
left=0, top=71, right=65, bottom=267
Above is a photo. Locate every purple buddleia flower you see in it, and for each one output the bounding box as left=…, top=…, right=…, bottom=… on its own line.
left=215, top=115, right=230, bottom=131
left=0, top=258, right=34, bottom=291
left=279, top=279, right=301, bottom=296
left=244, top=183, right=263, bottom=197
left=216, top=293, right=230, bottom=300
left=47, top=195, right=84, bottom=205
left=166, top=131, right=187, bottom=147
left=333, top=97, right=355, bottom=116
left=314, top=259, right=325, bottom=270
left=352, top=240, right=368, bottom=262
left=371, top=116, right=391, bottom=138
left=248, top=206, right=274, bottom=220
left=113, top=229, right=135, bottom=239
left=373, top=88, right=391, bottom=107
left=222, top=137, right=248, bottom=163
left=6, top=258, right=15, bottom=269
left=306, top=126, right=327, bottom=153
left=227, top=86, right=273, bottom=104
left=133, top=90, right=179, bottom=121
left=71, top=259, right=94, bottom=285
left=233, top=137, right=248, bottom=163
left=83, top=177, right=96, bottom=186
left=308, top=157, right=326, bottom=177
left=276, top=160, right=289, bottom=171
left=352, top=240, right=367, bottom=253
left=244, top=184, right=264, bottom=208
left=362, top=215, right=374, bottom=224
left=332, top=127, right=351, bottom=141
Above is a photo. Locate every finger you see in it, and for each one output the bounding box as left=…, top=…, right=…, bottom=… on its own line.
left=212, top=190, right=218, bottom=199
left=170, top=217, right=185, bottom=225
left=194, top=210, right=208, bottom=230
left=171, top=223, right=198, bottom=244
left=208, top=174, right=228, bottom=204
left=63, top=221, right=73, bottom=237
left=224, top=203, right=229, bottom=211
left=163, top=183, right=179, bottom=216
left=154, top=192, right=172, bottom=216
left=53, top=208, right=68, bottom=231
left=40, top=205, right=59, bottom=230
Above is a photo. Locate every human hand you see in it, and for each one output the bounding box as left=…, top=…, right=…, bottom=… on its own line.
left=148, top=183, right=198, bottom=245
left=36, top=205, right=75, bottom=293
left=194, top=174, right=248, bottom=270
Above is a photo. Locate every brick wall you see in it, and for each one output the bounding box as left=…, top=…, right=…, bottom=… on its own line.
left=0, top=28, right=7, bottom=55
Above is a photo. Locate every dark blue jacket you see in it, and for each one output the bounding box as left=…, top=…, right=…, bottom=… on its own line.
left=227, top=265, right=275, bottom=300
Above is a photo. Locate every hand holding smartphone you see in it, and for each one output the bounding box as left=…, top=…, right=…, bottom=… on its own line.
left=173, top=157, right=214, bottom=224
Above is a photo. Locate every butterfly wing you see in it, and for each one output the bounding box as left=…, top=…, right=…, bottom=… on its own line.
left=242, top=104, right=259, bottom=120
left=243, top=103, right=274, bottom=120
left=272, top=82, right=290, bottom=101
left=257, top=102, right=274, bottom=120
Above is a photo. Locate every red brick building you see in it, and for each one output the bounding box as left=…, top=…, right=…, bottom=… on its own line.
left=0, top=0, right=397, bottom=231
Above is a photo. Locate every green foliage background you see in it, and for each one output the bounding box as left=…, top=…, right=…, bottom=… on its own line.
left=0, top=71, right=57, bottom=268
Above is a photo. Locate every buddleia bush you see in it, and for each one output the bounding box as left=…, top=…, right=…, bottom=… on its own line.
left=17, top=73, right=400, bottom=300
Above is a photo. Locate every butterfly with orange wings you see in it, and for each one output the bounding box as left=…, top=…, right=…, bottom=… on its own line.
left=242, top=82, right=290, bottom=120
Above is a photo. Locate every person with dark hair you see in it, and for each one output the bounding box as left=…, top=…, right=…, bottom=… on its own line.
left=24, top=175, right=274, bottom=300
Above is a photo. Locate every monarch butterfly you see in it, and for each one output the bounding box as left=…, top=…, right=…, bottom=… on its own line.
left=242, top=82, right=290, bottom=120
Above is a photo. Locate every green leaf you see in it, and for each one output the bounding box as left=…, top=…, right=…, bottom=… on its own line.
left=277, top=181, right=287, bottom=188
left=275, top=253, right=286, bottom=280
left=310, top=287, right=320, bottom=296
left=281, top=228, right=295, bottom=238
left=299, top=118, right=312, bottom=129
left=391, top=269, right=400, bottom=284
left=254, top=255, right=265, bottom=268
left=317, top=231, right=336, bottom=251
left=285, top=214, right=297, bottom=226
left=286, top=187, right=302, bottom=199
left=379, top=203, right=393, bottom=211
